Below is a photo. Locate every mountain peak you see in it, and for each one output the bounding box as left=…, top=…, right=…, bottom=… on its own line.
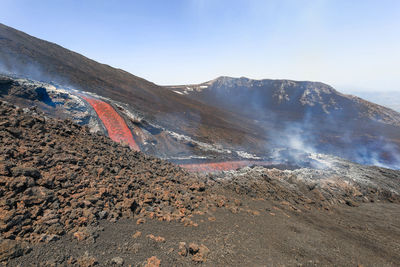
left=210, top=76, right=334, bottom=89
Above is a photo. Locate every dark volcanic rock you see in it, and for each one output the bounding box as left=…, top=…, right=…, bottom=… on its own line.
left=0, top=100, right=214, bottom=244
left=11, top=166, right=41, bottom=179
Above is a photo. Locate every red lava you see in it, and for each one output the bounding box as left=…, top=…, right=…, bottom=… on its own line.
left=180, top=161, right=274, bottom=172
left=81, top=95, right=269, bottom=172
left=82, top=96, right=140, bottom=151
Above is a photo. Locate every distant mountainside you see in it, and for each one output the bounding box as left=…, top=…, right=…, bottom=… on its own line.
left=168, top=77, right=400, bottom=168
left=349, top=91, right=400, bottom=113
left=168, top=76, right=400, bottom=126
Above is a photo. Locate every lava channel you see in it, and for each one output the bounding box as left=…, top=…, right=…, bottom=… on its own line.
left=81, top=96, right=140, bottom=151
left=179, top=160, right=273, bottom=172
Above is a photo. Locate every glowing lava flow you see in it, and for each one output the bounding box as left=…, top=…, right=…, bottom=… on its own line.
left=81, top=95, right=269, bottom=172
left=179, top=160, right=274, bottom=172
left=82, top=96, right=140, bottom=151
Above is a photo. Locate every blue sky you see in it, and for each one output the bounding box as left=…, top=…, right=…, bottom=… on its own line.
left=1, top=0, right=400, bottom=92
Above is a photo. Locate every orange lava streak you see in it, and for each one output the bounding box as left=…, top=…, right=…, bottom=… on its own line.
left=180, top=161, right=273, bottom=172
left=82, top=96, right=140, bottom=151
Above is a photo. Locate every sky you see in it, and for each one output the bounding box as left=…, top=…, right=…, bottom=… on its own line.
left=1, top=0, right=400, bottom=92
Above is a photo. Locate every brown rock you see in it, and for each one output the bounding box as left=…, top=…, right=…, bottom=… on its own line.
left=132, top=231, right=142, bottom=239
left=189, top=243, right=199, bottom=254
left=38, top=234, right=59, bottom=243
left=192, top=244, right=210, bottom=263
left=251, top=210, right=260, bottom=216
left=234, top=199, right=241, bottom=206
left=67, top=256, right=77, bottom=265
left=189, top=182, right=205, bottom=191
left=178, top=242, right=187, bottom=256
left=346, top=199, right=359, bottom=207
left=136, top=218, right=146, bottom=225
left=77, top=252, right=97, bottom=267
left=121, top=198, right=139, bottom=212
left=97, top=168, right=105, bottom=177
left=0, top=208, right=15, bottom=224
left=147, top=234, right=165, bottom=243
left=0, top=161, right=13, bottom=176
left=73, top=231, right=89, bottom=241
left=208, top=217, right=216, bottom=222
left=143, top=192, right=154, bottom=204
left=229, top=207, right=239, bottom=213
left=216, top=199, right=225, bottom=207
left=22, top=186, right=53, bottom=205
left=145, top=256, right=161, bottom=267
left=11, top=167, right=41, bottom=179
left=110, top=256, right=124, bottom=265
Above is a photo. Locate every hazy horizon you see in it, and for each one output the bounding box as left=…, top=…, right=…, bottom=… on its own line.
left=1, top=0, right=400, bottom=92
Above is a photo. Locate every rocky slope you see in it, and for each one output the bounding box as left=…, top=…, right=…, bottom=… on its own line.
left=351, top=91, right=400, bottom=113
left=0, top=100, right=220, bottom=244
left=1, top=100, right=400, bottom=265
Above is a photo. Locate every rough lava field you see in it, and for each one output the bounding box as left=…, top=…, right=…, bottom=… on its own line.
left=1, top=23, right=400, bottom=266
left=1, top=76, right=400, bottom=266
